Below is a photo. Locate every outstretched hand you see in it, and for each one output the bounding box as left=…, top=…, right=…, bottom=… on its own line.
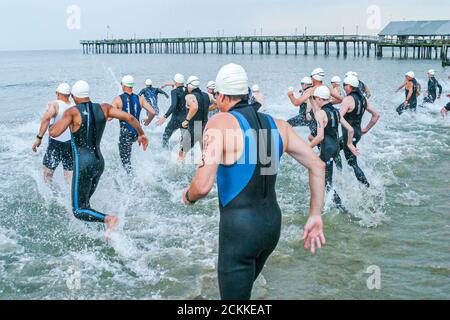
left=348, top=144, right=360, bottom=157
left=156, top=117, right=166, bottom=126
left=32, top=139, right=41, bottom=152
left=138, top=134, right=149, bottom=151
left=302, top=215, right=326, bottom=255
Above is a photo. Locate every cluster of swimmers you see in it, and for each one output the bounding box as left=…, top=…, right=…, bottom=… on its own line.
left=31, top=63, right=449, bottom=300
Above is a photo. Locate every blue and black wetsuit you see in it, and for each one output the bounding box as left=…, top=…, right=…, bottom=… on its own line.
left=423, top=77, right=442, bottom=104
left=320, top=103, right=345, bottom=210
left=162, top=86, right=187, bottom=148
left=180, top=88, right=210, bottom=153
left=139, top=87, right=168, bottom=115
left=217, top=102, right=283, bottom=300
left=71, top=102, right=107, bottom=223
left=119, top=93, right=142, bottom=174
left=341, top=91, right=370, bottom=187
left=397, top=78, right=419, bottom=115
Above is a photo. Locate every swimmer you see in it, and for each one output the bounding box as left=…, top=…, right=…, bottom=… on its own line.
left=182, top=63, right=326, bottom=300
left=287, top=77, right=314, bottom=127
left=112, top=75, right=155, bottom=174
left=206, top=81, right=219, bottom=118
left=49, top=81, right=148, bottom=239
left=32, top=83, right=74, bottom=184
left=422, top=70, right=442, bottom=105
left=138, top=79, right=169, bottom=116
left=396, top=71, right=421, bottom=115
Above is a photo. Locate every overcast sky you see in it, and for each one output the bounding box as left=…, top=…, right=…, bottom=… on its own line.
left=1, top=0, right=449, bottom=51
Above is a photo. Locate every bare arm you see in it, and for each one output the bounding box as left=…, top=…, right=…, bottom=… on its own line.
left=361, top=102, right=380, bottom=134
left=396, top=81, right=407, bottom=93
left=288, top=89, right=310, bottom=107
left=364, top=84, right=372, bottom=99
left=32, top=102, right=58, bottom=152
left=183, top=118, right=224, bottom=203
left=49, top=108, right=75, bottom=138
left=183, top=94, right=199, bottom=128
left=329, top=86, right=343, bottom=105
left=139, top=96, right=156, bottom=126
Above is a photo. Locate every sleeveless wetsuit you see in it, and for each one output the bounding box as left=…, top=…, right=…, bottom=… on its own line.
left=119, top=93, right=142, bottom=174
left=320, top=104, right=345, bottom=208
left=71, top=102, right=107, bottom=223
left=287, top=86, right=314, bottom=127
left=162, top=86, right=187, bottom=148
left=43, top=100, right=73, bottom=171
left=341, top=91, right=370, bottom=187
left=217, top=102, right=283, bottom=300
left=180, top=88, right=210, bottom=153
left=397, top=78, right=419, bottom=115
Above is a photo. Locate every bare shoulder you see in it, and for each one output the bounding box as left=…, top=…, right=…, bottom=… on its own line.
left=206, top=112, right=235, bottom=128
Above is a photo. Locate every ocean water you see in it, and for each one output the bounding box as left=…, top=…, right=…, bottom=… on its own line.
left=0, top=50, right=449, bottom=300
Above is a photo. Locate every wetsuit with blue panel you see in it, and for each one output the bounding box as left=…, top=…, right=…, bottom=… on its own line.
left=341, top=91, right=370, bottom=187
left=139, top=87, right=169, bottom=115
left=217, top=101, right=283, bottom=300
left=119, top=93, right=142, bottom=174
left=71, top=102, right=107, bottom=223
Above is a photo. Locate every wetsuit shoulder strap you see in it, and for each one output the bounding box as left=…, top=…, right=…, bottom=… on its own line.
left=264, top=114, right=284, bottom=158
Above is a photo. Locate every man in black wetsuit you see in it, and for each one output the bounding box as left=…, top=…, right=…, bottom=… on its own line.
left=423, top=69, right=442, bottom=105
left=287, top=76, right=314, bottom=127
left=339, top=75, right=380, bottom=187
left=179, top=76, right=210, bottom=161
left=157, top=74, right=188, bottom=148
left=182, top=63, right=326, bottom=300
left=396, top=71, right=421, bottom=115
left=441, top=100, right=450, bottom=118
left=49, top=80, right=148, bottom=239
left=310, top=85, right=358, bottom=213
left=112, top=75, right=155, bottom=174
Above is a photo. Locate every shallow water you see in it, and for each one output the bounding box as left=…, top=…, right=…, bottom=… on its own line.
left=0, top=50, right=449, bottom=299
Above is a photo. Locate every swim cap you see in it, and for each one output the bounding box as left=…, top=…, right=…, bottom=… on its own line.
left=174, top=73, right=185, bottom=84
left=121, top=75, right=135, bottom=88
left=301, top=77, right=313, bottom=85
left=427, top=69, right=435, bottom=76
left=145, top=79, right=153, bottom=86
left=343, top=75, right=359, bottom=88
left=331, top=76, right=342, bottom=84
left=56, top=83, right=71, bottom=95
left=252, top=84, right=260, bottom=92
left=215, top=63, right=249, bottom=95
left=311, top=68, right=325, bottom=81
left=345, top=71, right=358, bottom=78
left=206, top=81, right=216, bottom=90
left=313, top=85, right=331, bottom=100
left=187, top=76, right=200, bottom=89
left=72, top=80, right=90, bottom=99
left=405, top=71, right=415, bottom=78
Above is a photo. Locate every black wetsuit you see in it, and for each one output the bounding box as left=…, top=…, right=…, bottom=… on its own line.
left=423, top=77, right=442, bottom=104
left=341, top=91, right=370, bottom=187
left=320, top=103, right=345, bottom=209
left=180, top=88, right=210, bottom=153
left=71, top=102, right=107, bottom=223
left=162, top=86, right=187, bottom=148
left=445, top=103, right=450, bottom=111
left=287, top=86, right=313, bottom=128
left=118, top=93, right=142, bottom=174
left=217, top=102, right=283, bottom=300
left=397, top=78, right=419, bottom=115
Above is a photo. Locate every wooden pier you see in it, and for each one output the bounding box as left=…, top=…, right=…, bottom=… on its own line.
left=80, top=35, right=450, bottom=61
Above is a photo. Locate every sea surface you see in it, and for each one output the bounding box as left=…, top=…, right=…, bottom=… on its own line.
left=0, top=50, right=449, bottom=299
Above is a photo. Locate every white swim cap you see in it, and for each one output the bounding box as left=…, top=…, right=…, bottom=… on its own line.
left=72, top=80, right=90, bottom=99
left=187, top=76, right=200, bottom=89
left=56, top=83, right=71, bottom=95
left=427, top=69, right=435, bottom=76
left=343, top=75, right=359, bottom=88
left=311, top=68, right=325, bottom=81
left=145, top=79, right=153, bottom=86
left=345, top=71, right=358, bottom=78
left=405, top=71, right=415, bottom=78
left=174, top=73, right=185, bottom=84
left=215, top=63, right=249, bottom=95
left=121, top=75, right=135, bottom=88
left=313, top=85, right=331, bottom=100
left=252, top=84, right=260, bottom=92
left=206, top=81, right=216, bottom=90
left=301, top=77, right=313, bottom=85
left=331, top=76, right=342, bottom=84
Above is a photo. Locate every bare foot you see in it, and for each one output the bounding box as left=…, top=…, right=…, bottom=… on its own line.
left=105, top=216, right=119, bottom=242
